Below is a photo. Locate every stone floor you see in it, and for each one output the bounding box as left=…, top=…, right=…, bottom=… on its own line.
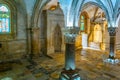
left=0, top=49, right=120, bottom=80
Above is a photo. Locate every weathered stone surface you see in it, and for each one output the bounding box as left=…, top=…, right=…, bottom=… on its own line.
left=41, top=6, right=65, bottom=55
left=35, top=73, right=43, bottom=78
left=50, top=71, right=60, bottom=79
left=0, top=50, right=120, bottom=80
left=1, top=77, right=13, bottom=80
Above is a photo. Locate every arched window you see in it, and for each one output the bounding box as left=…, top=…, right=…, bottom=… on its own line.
left=0, top=4, right=10, bottom=33
left=80, top=12, right=88, bottom=33
left=80, top=15, right=85, bottom=31
left=0, top=2, right=16, bottom=40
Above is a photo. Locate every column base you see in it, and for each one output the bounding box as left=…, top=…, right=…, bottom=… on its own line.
left=104, top=55, right=119, bottom=64
left=59, top=69, right=80, bottom=80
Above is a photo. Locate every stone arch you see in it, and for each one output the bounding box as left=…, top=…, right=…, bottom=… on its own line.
left=80, top=11, right=89, bottom=18
left=31, top=0, right=50, bottom=28
left=116, top=13, right=120, bottom=27
left=75, top=11, right=89, bottom=49
left=75, top=1, right=109, bottom=27
left=53, top=24, right=62, bottom=52
left=82, top=1, right=108, bottom=18
left=29, top=0, right=51, bottom=56
left=118, top=15, right=120, bottom=26
left=77, top=2, right=108, bottom=50
left=31, top=1, right=65, bottom=55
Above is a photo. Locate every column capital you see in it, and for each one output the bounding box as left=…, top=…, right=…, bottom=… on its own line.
left=32, top=27, right=40, bottom=31
left=108, top=27, right=117, bottom=36
left=63, top=27, right=79, bottom=44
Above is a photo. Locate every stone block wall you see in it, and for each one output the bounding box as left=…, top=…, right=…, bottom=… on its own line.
left=116, top=20, right=120, bottom=52
left=47, top=9, right=65, bottom=54
left=0, top=2, right=27, bottom=61
left=0, top=40, right=26, bottom=61
left=40, top=7, right=65, bottom=55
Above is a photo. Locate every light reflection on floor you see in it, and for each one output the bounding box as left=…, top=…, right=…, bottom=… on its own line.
left=1, top=77, right=13, bottom=80
left=0, top=49, right=120, bottom=80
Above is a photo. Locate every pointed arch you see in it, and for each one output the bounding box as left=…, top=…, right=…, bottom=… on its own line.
left=75, top=1, right=109, bottom=27
left=0, top=0, right=17, bottom=38
left=83, top=2, right=109, bottom=20
left=31, top=0, right=50, bottom=28
left=53, top=24, right=62, bottom=52
left=79, top=11, right=89, bottom=33
left=81, top=11, right=89, bottom=18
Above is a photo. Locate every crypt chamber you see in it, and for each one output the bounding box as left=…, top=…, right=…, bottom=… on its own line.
left=0, top=0, right=120, bottom=80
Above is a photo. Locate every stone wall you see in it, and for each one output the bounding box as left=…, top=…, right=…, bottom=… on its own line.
left=47, top=7, right=65, bottom=54
left=116, top=19, right=120, bottom=51
left=75, top=34, right=82, bottom=49
left=0, top=2, right=27, bottom=61
left=41, top=6, right=65, bottom=55
left=0, top=40, right=26, bottom=61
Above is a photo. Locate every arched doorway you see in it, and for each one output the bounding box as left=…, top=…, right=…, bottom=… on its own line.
left=93, top=24, right=102, bottom=43
left=75, top=11, right=89, bottom=49
left=79, top=3, right=108, bottom=50
left=54, top=24, right=62, bottom=52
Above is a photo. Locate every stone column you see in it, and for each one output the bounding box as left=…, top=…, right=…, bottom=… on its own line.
left=31, top=27, right=40, bottom=58
left=59, top=27, right=80, bottom=80
left=108, top=27, right=116, bottom=58
left=105, top=27, right=119, bottom=64
left=65, top=37, right=76, bottom=70
left=26, top=27, right=32, bottom=59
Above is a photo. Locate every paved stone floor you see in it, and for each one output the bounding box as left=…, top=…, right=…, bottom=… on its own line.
left=0, top=49, right=120, bottom=80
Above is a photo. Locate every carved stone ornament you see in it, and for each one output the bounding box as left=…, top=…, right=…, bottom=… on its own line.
left=108, top=27, right=117, bottom=36
left=59, top=69, right=80, bottom=80
left=63, top=27, right=79, bottom=43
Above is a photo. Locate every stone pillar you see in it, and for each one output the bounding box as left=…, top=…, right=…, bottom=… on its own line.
left=26, top=27, right=32, bottom=59
left=108, top=27, right=116, bottom=58
left=59, top=27, right=80, bottom=80
left=65, top=38, right=75, bottom=70
left=101, top=23, right=105, bottom=50
left=104, top=27, right=119, bottom=64
left=31, top=27, right=40, bottom=58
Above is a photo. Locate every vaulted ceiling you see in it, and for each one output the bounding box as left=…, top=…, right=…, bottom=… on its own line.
left=82, top=4, right=105, bottom=23
left=59, top=0, right=120, bottom=27
left=12, top=0, right=120, bottom=28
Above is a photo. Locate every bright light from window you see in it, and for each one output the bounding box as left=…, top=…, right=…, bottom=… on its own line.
left=0, top=4, right=10, bottom=33
left=67, top=21, right=73, bottom=27
left=1, top=77, right=13, bottom=80
left=0, top=5, right=8, bottom=12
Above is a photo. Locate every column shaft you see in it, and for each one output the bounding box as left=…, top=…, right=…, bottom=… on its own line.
left=59, top=27, right=80, bottom=80
left=109, top=36, right=115, bottom=58
left=65, top=43, right=75, bottom=70
left=108, top=27, right=116, bottom=58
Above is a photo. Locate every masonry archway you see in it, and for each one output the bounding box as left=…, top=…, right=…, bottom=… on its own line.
left=54, top=24, right=62, bottom=52
left=31, top=1, right=65, bottom=56
left=78, top=3, right=108, bottom=50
